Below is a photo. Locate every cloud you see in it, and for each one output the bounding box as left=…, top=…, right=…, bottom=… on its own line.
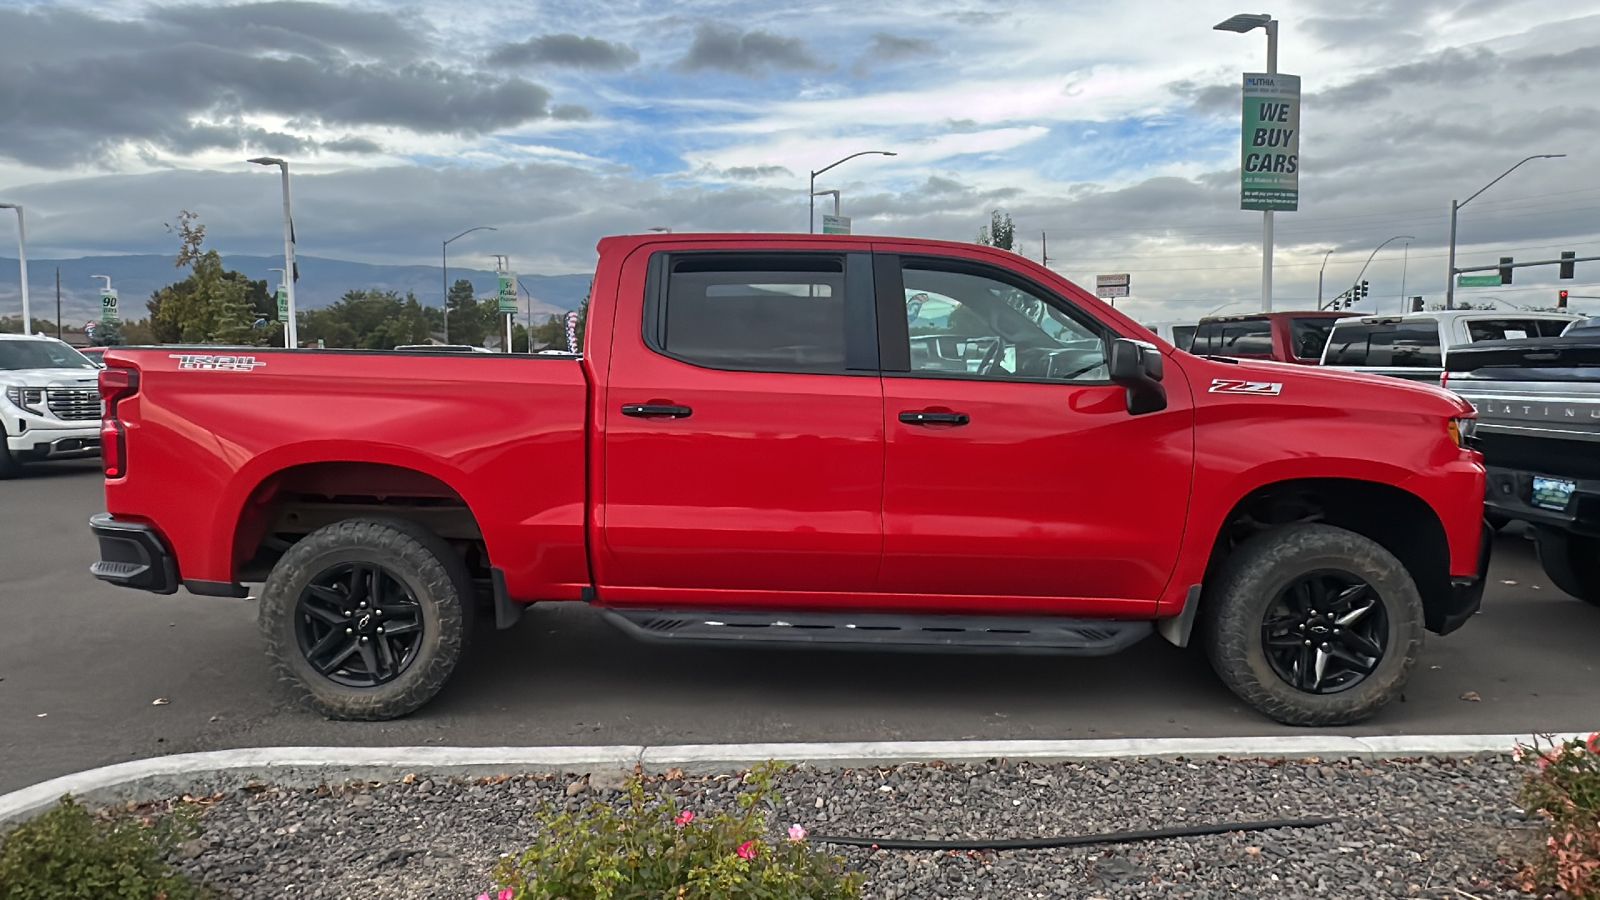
left=864, top=33, right=937, bottom=62
left=675, top=24, right=824, bottom=76
left=149, top=1, right=427, bottom=61
left=720, top=164, right=794, bottom=179
left=486, top=34, right=640, bottom=70
left=321, top=136, right=384, bottom=154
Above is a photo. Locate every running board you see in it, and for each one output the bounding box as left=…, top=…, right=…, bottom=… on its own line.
left=601, top=609, right=1152, bottom=656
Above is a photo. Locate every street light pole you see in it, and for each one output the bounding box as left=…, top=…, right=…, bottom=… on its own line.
left=1349, top=235, right=1415, bottom=308
left=1445, top=154, right=1564, bottom=310
left=1214, top=13, right=1280, bottom=312
left=442, top=226, right=496, bottom=344
left=247, top=158, right=298, bottom=348
left=808, top=151, right=896, bottom=233
left=1317, top=248, right=1333, bottom=309
left=0, top=204, right=29, bottom=332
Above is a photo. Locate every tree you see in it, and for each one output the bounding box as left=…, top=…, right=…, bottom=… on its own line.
left=300, top=290, right=431, bottom=349
left=147, top=212, right=273, bottom=346
left=88, top=320, right=125, bottom=346
left=445, top=278, right=499, bottom=347
left=976, top=210, right=1016, bottom=252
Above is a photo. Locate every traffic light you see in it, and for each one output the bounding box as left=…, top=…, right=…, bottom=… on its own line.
left=1500, top=256, right=1514, bottom=285
left=1559, top=290, right=1569, bottom=309
left=1561, top=251, right=1576, bottom=280
left=1360, top=280, right=1370, bottom=299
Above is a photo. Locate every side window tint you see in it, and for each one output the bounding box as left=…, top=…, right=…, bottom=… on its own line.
left=662, top=256, right=846, bottom=373
left=902, top=263, right=1107, bottom=382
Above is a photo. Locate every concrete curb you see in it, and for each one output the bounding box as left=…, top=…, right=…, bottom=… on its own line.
left=1, top=733, right=1582, bottom=827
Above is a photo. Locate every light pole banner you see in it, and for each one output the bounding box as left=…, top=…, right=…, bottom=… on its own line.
left=275, top=286, right=289, bottom=322
left=497, top=273, right=518, bottom=314
left=99, top=288, right=119, bottom=324
left=1240, top=72, right=1300, bottom=212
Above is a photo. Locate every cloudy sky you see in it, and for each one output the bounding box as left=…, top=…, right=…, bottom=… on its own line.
left=2, top=0, right=1599, bottom=321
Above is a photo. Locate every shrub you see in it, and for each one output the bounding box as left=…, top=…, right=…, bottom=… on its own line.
left=0, top=796, right=207, bottom=900
left=1516, top=733, right=1600, bottom=898
left=491, top=762, right=861, bottom=900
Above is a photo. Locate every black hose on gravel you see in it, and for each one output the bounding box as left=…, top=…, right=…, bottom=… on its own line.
left=812, top=817, right=1339, bottom=851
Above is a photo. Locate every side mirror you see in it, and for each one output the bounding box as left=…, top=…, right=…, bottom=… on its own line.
left=1108, top=338, right=1168, bottom=416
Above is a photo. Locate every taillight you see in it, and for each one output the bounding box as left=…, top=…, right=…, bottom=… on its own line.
left=99, top=367, right=138, bottom=478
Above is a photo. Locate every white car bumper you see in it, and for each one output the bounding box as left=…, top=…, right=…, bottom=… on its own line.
left=4, top=411, right=101, bottom=459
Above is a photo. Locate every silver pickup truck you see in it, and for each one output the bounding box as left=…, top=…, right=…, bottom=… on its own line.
left=1444, top=319, right=1600, bottom=606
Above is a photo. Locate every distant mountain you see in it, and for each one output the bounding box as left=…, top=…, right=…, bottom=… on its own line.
left=0, top=255, right=592, bottom=324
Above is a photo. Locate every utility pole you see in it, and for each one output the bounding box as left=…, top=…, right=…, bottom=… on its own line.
left=1041, top=232, right=1050, bottom=267
left=55, top=267, right=61, bottom=339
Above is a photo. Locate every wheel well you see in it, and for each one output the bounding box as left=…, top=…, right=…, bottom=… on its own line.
left=1205, top=478, right=1458, bottom=634
left=234, top=462, right=489, bottom=583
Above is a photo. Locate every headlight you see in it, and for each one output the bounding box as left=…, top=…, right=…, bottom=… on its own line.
left=4, top=386, right=45, bottom=415
left=1448, top=416, right=1478, bottom=447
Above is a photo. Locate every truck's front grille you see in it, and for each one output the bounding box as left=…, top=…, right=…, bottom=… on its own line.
left=46, top=388, right=102, bottom=421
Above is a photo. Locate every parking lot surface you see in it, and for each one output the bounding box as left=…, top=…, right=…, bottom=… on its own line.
left=2, top=460, right=1597, bottom=794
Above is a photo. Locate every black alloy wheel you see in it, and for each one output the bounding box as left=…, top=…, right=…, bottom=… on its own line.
left=1261, top=571, right=1388, bottom=695
left=294, top=563, right=425, bottom=688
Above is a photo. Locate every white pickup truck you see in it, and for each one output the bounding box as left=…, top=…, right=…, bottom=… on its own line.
left=1320, top=310, right=1580, bottom=382
left=0, top=333, right=104, bottom=478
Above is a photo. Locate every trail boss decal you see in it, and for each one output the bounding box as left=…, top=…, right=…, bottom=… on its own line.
left=1209, top=378, right=1283, bottom=396
left=170, top=354, right=267, bottom=372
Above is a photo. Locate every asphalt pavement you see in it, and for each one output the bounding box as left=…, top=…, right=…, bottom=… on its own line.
left=2, top=460, right=1597, bottom=794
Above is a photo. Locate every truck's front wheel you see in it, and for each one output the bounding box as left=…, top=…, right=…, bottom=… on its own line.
left=1203, top=524, right=1425, bottom=727
left=1535, top=526, right=1600, bottom=607
left=259, top=517, right=472, bottom=720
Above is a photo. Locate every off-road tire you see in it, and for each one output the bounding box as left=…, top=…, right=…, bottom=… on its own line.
left=259, top=517, right=473, bottom=720
left=1535, top=526, right=1600, bottom=607
left=1202, top=523, right=1426, bottom=727
left=0, top=426, right=21, bottom=479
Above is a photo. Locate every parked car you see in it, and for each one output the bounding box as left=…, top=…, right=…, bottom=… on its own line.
left=1321, top=310, right=1579, bottom=383
left=88, top=234, right=1489, bottom=727
left=1140, top=320, right=1198, bottom=352
left=1444, top=330, right=1600, bottom=605
left=1188, top=311, right=1350, bottom=364
left=0, top=333, right=104, bottom=478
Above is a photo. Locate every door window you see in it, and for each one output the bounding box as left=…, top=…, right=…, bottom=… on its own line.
left=657, top=255, right=850, bottom=373
left=900, top=262, right=1108, bottom=382
left=1324, top=321, right=1442, bottom=367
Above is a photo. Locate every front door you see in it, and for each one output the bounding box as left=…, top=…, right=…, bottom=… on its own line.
left=599, top=248, right=885, bottom=601
left=876, top=251, right=1194, bottom=612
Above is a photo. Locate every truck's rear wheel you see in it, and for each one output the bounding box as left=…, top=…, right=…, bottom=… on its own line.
left=259, top=517, right=472, bottom=720
left=1202, top=524, right=1425, bottom=726
left=1535, top=526, right=1600, bottom=607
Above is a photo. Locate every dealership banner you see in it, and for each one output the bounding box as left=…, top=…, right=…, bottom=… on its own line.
left=1240, top=73, right=1300, bottom=211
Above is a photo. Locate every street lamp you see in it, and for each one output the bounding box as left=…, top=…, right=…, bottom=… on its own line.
left=1214, top=12, right=1278, bottom=312
left=247, top=157, right=298, bottom=348
left=1348, top=235, right=1415, bottom=309
left=442, top=226, right=496, bottom=344
left=1317, top=248, right=1334, bottom=308
left=1445, top=154, right=1564, bottom=309
left=0, top=204, right=29, bottom=332
left=812, top=189, right=841, bottom=222
left=809, top=151, right=896, bottom=233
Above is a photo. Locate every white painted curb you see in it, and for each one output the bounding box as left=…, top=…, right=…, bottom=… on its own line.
left=1, top=733, right=1583, bottom=827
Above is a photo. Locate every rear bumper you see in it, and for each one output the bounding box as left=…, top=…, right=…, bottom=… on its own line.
left=89, top=513, right=178, bottom=594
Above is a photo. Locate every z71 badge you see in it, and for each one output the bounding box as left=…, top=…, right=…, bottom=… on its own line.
left=1209, top=378, right=1283, bottom=396
left=170, top=354, right=267, bottom=372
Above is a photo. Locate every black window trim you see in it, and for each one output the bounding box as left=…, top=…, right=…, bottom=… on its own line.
left=876, top=252, right=1117, bottom=386
left=641, top=250, right=878, bottom=376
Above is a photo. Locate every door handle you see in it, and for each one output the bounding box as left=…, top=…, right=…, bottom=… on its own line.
left=622, top=404, right=693, bottom=418
left=899, top=410, right=970, bottom=426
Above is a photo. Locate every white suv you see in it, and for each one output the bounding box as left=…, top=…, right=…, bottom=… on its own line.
left=0, top=333, right=103, bottom=478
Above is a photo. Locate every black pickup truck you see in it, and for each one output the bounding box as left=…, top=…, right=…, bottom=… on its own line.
left=1445, top=319, right=1600, bottom=605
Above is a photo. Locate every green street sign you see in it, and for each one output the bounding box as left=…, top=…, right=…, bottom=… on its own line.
left=1240, top=73, right=1301, bottom=212
left=497, top=274, right=518, bottom=314
left=99, top=288, right=119, bottom=324
left=275, top=287, right=289, bottom=321
left=1457, top=274, right=1502, bottom=287
left=822, top=214, right=851, bottom=235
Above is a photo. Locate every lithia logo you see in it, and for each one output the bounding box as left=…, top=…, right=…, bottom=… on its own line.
left=169, top=354, right=267, bottom=372
left=1471, top=399, right=1600, bottom=420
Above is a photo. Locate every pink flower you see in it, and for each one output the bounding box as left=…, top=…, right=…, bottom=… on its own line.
left=1512, top=745, right=1526, bottom=762
left=736, top=840, right=759, bottom=860
left=674, top=810, right=696, bottom=826
left=477, top=894, right=490, bottom=900
left=788, top=823, right=807, bottom=842
left=1588, top=732, right=1600, bottom=754
left=499, top=891, right=515, bottom=900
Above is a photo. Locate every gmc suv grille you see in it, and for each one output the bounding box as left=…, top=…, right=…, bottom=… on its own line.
left=46, top=388, right=103, bottom=421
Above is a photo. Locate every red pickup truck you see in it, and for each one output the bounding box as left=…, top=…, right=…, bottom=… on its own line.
left=89, top=234, right=1489, bottom=726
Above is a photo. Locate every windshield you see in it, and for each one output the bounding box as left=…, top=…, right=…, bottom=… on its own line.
left=0, top=339, right=96, bottom=371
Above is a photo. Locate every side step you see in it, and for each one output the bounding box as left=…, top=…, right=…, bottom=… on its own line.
left=601, top=608, right=1152, bottom=656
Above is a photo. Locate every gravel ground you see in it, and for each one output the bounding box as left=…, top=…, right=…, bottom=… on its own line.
left=140, top=755, right=1544, bottom=899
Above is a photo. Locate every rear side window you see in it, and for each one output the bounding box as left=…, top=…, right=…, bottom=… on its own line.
left=660, top=255, right=848, bottom=373
left=1465, top=319, right=1572, bottom=342
left=1324, top=321, right=1442, bottom=367
left=1171, top=325, right=1196, bottom=351
left=1289, top=317, right=1337, bottom=360
left=1192, top=319, right=1273, bottom=355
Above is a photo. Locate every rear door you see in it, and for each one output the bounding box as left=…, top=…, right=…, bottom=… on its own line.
left=876, top=250, right=1194, bottom=611
left=598, top=248, right=885, bottom=600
